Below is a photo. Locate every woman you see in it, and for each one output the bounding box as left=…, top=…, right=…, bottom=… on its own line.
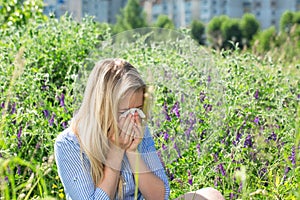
left=54, top=58, right=169, bottom=199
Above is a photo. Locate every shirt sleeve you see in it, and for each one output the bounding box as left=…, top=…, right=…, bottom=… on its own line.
left=138, top=126, right=170, bottom=200
left=54, top=133, right=110, bottom=200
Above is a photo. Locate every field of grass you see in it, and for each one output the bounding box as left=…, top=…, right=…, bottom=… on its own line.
left=0, top=16, right=299, bottom=199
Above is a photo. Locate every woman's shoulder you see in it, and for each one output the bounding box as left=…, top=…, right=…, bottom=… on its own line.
left=54, top=127, right=80, bottom=150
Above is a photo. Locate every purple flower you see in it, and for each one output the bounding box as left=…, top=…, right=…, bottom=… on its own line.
left=233, top=132, right=242, bottom=146
left=162, top=143, right=167, bottom=150
left=283, top=167, right=291, bottom=181
left=181, top=94, right=185, bottom=103
left=199, top=91, right=206, bottom=102
left=213, top=153, right=218, bottom=162
left=185, top=125, right=193, bottom=140
left=58, top=93, right=65, bottom=107
left=289, top=146, right=296, bottom=167
left=254, top=89, right=259, bottom=99
left=163, top=132, right=169, bottom=141
left=35, top=142, right=40, bottom=149
left=297, top=94, right=300, bottom=100
left=17, top=165, right=21, bottom=175
left=214, top=176, right=220, bottom=187
left=207, top=75, right=211, bottom=83
left=259, top=167, right=267, bottom=178
left=268, top=132, right=277, bottom=141
left=43, top=110, right=50, bottom=118
left=238, top=182, right=243, bottom=193
left=196, top=144, right=201, bottom=157
left=174, top=142, right=181, bottom=158
left=204, top=104, right=212, bottom=112
left=218, top=163, right=226, bottom=176
left=187, top=170, right=193, bottom=185
left=163, top=101, right=171, bottom=121
left=11, top=102, right=16, bottom=114
left=1, top=102, right=4, bottom=108
left=254, top=117, right=259, bottom=124
left=17, top=126, right=22, bottom=149
left=171, top=101, right=180, bottom=118
left=244, top=134, right=252, bottom=148
left=61, top=121, right=67, bottom=129
left=49, top=113, right=55, bottom=126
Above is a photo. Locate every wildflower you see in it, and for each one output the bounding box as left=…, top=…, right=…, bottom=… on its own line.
left=258, top=167, right=267, bottom=178
left=17, top=126, right=22, bottom=148
left=11, top=102, right=16, bottom=114
left=253, top=117, right=259, bottom=124
left=238, top=182, right=243, bottom=193
left=163, top=101, right=171, bottom=121
left=218, top=163, right=226, bottom=176
left=289, top=146, right=296, bottom=167
left=297, top=94, right=300, bottom=100
left=43, top=110, right=50, bottom=118
left=187, top=170, right=193, bottom=185
left=214, top=176, right=220, bottom=187
left=254, top=89, right=259, bottom=99
left=17, top=165, right=21, bottom=175
left=174, top=142, right=181, bottom=158
left=58, top=93, right=65, bottom=107
left=49, top=113, right=55, bottom=126
left=196, top=144, right=201, bottom=157
left=171, top=101, right=180, bottom=118
left=207, top=75, right=211, bottom=83
left=268, top=132, right=277, bottom=141
left=283, top=167, right=291, bottom=181
left=163, top=132, right=169, bottom=141
left=213, top=153, right=218, bottom=162
left=1, top=102, right=4, bottom=108
left=162, top=143, right=167, bottom=150
left=203, top=104, right=212, bottom=112
left=233, top=132, right=242, bottom=146
left=181, top=94, right=185, bottom=103
left=244, top=134, right=253, bottom=148
left=199, top=91, right=206, bottom=102
left=35, top=142, right=40, bottom=149
left=61, top=121, right=67, bottom=129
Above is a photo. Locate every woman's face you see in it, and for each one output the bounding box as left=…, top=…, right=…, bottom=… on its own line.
left=118, top=90, right=144, bottom=119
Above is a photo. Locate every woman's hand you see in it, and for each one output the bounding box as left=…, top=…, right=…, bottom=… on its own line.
left=126, top=112, right=144, bottom=152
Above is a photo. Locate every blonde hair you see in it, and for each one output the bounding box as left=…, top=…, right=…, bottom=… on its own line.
left=71, top=58, right=147, bottom=199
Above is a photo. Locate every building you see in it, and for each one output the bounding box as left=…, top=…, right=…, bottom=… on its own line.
left=146, top=0, right=300, bottom=29
left=43, top=0, right=127, bottom=23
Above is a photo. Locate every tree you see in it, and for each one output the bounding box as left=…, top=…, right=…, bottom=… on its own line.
left=253, top=26, right=276, bottom=52
left=206, top=15, right=229, bottom=49
left=0, top=0, right=46, bottom=29
left=280, top=11, right=294, bottom=33
left=113, top=0, right=148, bottom=33
left=221, top=18, right=242, bottom=48
left=240, top=13, right=260, bottom=46
left=154, top=14, right=174, bottom=29
left=190, top=20, right=205, bottom=45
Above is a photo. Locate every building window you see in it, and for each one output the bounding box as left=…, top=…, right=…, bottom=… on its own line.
left=271, top=19, right=276, bottom=25
left=256, top=11, right=260, bottom=16
left=271, top=0, right=276, bottom=7
left=255, top=2, right=261, bottom=8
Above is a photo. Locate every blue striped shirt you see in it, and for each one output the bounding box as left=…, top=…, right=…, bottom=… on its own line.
left=54, top=126, right=170, bottom=200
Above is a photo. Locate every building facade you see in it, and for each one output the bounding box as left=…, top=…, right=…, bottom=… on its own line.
left=44, top=0, right=127, bottom=23
left=43, top=0, right=300, bottom=29
left=148, top=0, right=300, bottom=29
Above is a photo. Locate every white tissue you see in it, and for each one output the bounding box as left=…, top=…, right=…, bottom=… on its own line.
left=119, top=108, right=146, bottom=119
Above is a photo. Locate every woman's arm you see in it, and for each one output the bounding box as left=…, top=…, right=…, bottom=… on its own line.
left=126, top=125, right=170, bottom=200
left=96, top=143, right=125, bottom=199
left=54, top=131, right=111, bottom=200
left=126, top=151, right=166, bottom=200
